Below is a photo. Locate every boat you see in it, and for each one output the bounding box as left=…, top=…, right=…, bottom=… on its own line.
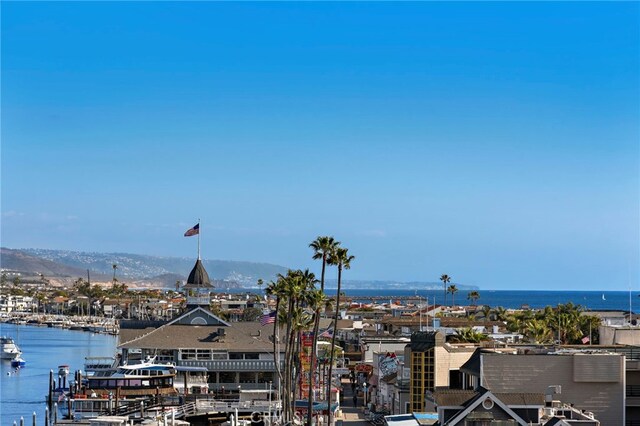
left=84, top=356, right=118, bottom=377
left=1, top=336, right=23, bottom=360
left=81, top=356, right=177, bottom=398
left=11, top=356, right=26, bottom=368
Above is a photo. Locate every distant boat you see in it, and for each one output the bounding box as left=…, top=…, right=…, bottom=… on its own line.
left=11, top=357, right=26, bottom=368
left=1, top=337, right=22, bottom=360
left=602, top=294, right=606, bottom=301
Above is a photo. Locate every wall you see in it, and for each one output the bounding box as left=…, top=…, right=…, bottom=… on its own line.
left=480, top=353, right=624, bottom=426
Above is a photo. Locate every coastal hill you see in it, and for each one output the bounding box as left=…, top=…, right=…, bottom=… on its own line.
left=1, top=248, right=289, bottom=289
left=1, top=248, right=478, bottom=291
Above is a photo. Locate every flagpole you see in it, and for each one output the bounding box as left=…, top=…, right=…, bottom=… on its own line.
left=197, top=218, right=201, bottom=260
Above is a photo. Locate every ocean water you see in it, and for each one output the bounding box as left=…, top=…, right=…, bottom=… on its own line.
left=339, top=289, right=639, bottom=312
left=0, top=323, right=117, bottom=425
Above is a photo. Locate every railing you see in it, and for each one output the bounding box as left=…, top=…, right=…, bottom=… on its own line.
left=195, top=398, right=282, bottom=413
left=177, top=359, right=283, bottom=371
left=627, top=385, right=640, bottom=397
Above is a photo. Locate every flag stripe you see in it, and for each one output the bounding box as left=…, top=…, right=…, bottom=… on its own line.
left=184, top=223, right=200, bottom=237
left=260, top=311, right=276, bottom=326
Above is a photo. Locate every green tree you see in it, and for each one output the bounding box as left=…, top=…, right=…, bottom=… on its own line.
left=308, top=236, right=339, bottom=424
left=449, top=327, right=489, bottom=343
left=440, top=274, right=451, bottom=306
left=467, top=291, right=480, bottom=306
left=524, top=318, right=553, bottom=344
left=326, top=247, right=354, bottom=426
left=447, top=284, right=458, bottom=306
left=241, top=307, right=262, bottom=322
left=481, top=305, right=491, bottom=322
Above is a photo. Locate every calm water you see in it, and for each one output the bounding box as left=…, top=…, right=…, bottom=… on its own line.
left=0, top=323, right=117, bottom=425
left=340, top=289, right=640, bottom=312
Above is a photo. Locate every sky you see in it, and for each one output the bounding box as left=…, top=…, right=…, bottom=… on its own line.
left=1, top=2, right=638, bottom=291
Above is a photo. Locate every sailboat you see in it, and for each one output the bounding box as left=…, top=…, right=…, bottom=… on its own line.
left=602, top=294, right=606, bottom=301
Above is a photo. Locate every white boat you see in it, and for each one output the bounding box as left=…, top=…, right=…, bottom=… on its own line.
left=1, top=336, right=22, bottom=360
left=83, top=356, right=176, bottom=399
left=84, top=356, right=118, bottom=377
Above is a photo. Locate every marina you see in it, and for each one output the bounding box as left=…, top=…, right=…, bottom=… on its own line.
left=0, top=323, right=117, bottom=425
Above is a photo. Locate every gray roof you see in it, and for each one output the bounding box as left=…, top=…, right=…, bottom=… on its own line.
left=432, top=388, right=543, bottom=407
left=118, top=321, right=275, bottom=352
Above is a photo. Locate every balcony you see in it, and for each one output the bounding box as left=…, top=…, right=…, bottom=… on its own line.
left=177, top=359, right=283, bottom=372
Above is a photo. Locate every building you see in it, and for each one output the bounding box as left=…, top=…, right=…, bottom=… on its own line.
left=118, top=259, right=283, bottom=394
left=406, top=331, right=477, bottom=413
left=459, top=348, right=625, bottom=425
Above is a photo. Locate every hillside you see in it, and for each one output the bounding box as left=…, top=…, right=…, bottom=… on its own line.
left=1, top=248, right=289, bottom=288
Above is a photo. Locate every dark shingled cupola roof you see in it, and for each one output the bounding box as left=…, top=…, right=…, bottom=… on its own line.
left=184, top=259, right=213, bottom=288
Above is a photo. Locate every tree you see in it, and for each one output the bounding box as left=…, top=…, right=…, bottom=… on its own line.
left=112, top=264, right=118, bottom=284
left=447, top=284, right=458, bottom=306
left=440, top=274, right=451, bottom=306
left=241, top=307, right=262, bottom=322
left=266, top=269, right=318, bottom=423
left=467, top=291, right=480, bottom=306
left=326, top=247, right=354, bottom=426
left=479, top=305, right=491, bottom=323
left=308, top=236, right=340, bottom=425
left=493, top=306, right=508, bottom=322
left=449, top=327, right=489, bottom=343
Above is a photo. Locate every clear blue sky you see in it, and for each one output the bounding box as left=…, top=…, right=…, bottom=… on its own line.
left=2, top=2, right=638, bottom=290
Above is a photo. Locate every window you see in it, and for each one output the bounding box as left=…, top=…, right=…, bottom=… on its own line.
left=219, top=371, right=235, bottom=383
left=181, top=349, right=197, bottom=360
left=239, top=372, right=255, bottom=383
left=197, top=349, right=211, bottom=360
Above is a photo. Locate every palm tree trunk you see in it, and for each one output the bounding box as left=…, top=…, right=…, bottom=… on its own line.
left=327, top=265, right=342, bottom=426
left=273, top=298, right=283, bottom=404
left=443, top=283, right=447, bottom=306
left=308, top=257, right=326, bottom=425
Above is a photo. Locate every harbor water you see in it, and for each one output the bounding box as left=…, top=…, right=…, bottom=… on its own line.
left=0, top=323, right=117, bottom=425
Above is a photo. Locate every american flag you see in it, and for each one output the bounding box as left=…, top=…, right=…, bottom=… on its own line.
left=184, top=223, right=200, bottom=237
left=320, top=328, right=333, bottom=338
left=260, top=311, right=276, bottom=326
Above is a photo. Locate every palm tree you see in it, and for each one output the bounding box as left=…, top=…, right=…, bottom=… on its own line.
left=308, top=236, right=339, bottom=424
left=440, top=274, right=451, bottom=306
left=265, top=277, right=287, bottom=406
left=467, top=291, right=480, bottom=306
left=481, top=305, right=491, bottom=322
left=494, top=306, right=508, bottom=322
left=447, top=284, right=458, bottom=306
left=524, top=319, right=553, bottom=344
left=112, top=264, right=118, bottom=284
left=449, top=327, right=488, bottom=343
left=326, top=247, right=354, bottom=426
